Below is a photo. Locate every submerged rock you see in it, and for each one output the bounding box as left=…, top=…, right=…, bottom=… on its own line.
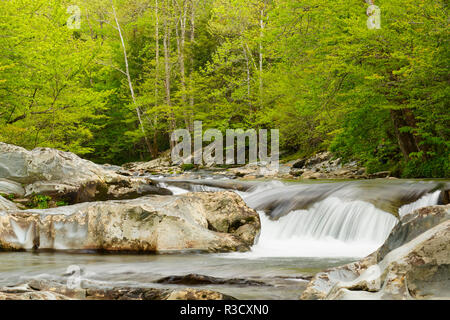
left=156, top=274, right=267, bottom=286
left=0, top=280, right=236, bottom=300
left=301, top=204, right=450, bottom=300
left=0, top=191, right=260, bottom=253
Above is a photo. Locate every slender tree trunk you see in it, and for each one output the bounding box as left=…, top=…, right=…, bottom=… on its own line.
left=259, top=5, right=264, bottom=108
left=163, top=2, right=176, bottom=150
left=175, top=0, right=189, bottom=130
left=243, top=45, right=251, bottom=99
left=152, top=0, right=160, bottom=156
left=110, top=0, right=153, bottom=156
left=188, top=0, right=196, bottom=132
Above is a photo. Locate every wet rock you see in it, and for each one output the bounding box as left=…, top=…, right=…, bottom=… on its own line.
left=326, top=220, right=450, bottom=300
left=301, top=205, right=450, bottom=300
left=289, top=168, right=305, bottom=177
left=377, top=205, right=450, bottom=262
left=0, top=280, right=236, bottom=300
left=0, top=191, right=260, bottom=253
left=0, top=283, right=71, bottom=300
left=156, top=274, right=267, bottom=286
left=300, top=254, right=376, bottom=300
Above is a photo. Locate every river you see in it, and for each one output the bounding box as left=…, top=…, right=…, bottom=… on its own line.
left=0, top=178, right=447, bottom=299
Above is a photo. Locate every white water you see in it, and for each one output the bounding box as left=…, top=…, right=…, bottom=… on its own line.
left=161, top=180, right=442, bottom=259
left=398, top=190, right=441, bottom=218
left=231, top=198, right=398, bottom=258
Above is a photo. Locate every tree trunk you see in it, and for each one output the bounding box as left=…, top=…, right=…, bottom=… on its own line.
left=153, top=0, right=160, bottom=156
left=110, top=0, right=153, bottom=157
left=175, top=0, right=189, bottom=130
left=163, top=2, right=176, bottom=150
left=188, top=0, right=196, bottom=132
left=390, top=108, right=419, bottom=161
left=259, top=5, right=264, bottom=108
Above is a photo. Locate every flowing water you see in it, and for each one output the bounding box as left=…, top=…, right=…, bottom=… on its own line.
left=0, top=178, right=447, bottom=299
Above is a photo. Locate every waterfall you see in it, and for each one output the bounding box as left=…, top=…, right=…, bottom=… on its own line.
left=398, top=190, right=441, bottom=218
left=156, top=178, right=445, bottom=258
left=243, top=198, right=398, bottom=258
left=237, top=184, right=442, bottom=259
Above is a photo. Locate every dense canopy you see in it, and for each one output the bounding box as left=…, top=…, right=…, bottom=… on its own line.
left=0, top=0, right=448, bottom=177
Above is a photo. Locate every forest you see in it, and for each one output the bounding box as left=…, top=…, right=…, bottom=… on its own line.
left=0, top=0, right=448, bottom=178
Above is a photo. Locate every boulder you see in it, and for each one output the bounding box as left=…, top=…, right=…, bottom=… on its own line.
left=377, top=205, right=450, bottom=262
left=326, top=220, right=450, bottom=300
left=0, top=191, right=260, bottom=253
left=0, top=142, right=119, bottom=184
left=300, top=254, right=376, bottom=300
left=0, top=143, right=170, bottom=204
left=304, top=152, right=332, bottom=167
left=123, top=151, right=174, bottom=175
left=301, top=205, right=450, bottom=300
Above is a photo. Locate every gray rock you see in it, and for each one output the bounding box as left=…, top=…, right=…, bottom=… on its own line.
left=0, top=143, right=170, bottom=204
left=377, top=205, right=450, bottom=262
left=0, top=280, right=236, bottom=300
left=0, top=195, right=18, bottom=211
left=301, top=205, right=450, bottom=300
left=0, top=142, right=119, bottom=185
left=0, top=191, right=260, bottom=253
left=0, top=179, right=25, bottom=197
left=326, top=220, right=450, bottom=300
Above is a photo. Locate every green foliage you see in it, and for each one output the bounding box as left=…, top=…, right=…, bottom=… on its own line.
left=0, top=0, right=448, bottom=177
left=0, top=193, right=15, bottom=201
left=402, top=157, right=450, bottom=179
left=56, top=200, right=69, bottom=207
left=27, top=194, right=52, bottom=209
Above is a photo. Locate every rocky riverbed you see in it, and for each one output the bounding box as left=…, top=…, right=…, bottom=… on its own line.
left=0, top=142, right=449, bottom=300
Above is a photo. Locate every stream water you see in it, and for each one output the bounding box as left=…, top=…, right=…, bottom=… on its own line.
left=0, top=178, right=447, bottom=299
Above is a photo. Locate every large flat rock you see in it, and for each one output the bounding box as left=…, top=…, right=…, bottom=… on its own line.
left=0, top=191, right=260, bottom=253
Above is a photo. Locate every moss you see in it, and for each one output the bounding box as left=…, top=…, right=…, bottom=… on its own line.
left=181, top=164, right=195, bottom=171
